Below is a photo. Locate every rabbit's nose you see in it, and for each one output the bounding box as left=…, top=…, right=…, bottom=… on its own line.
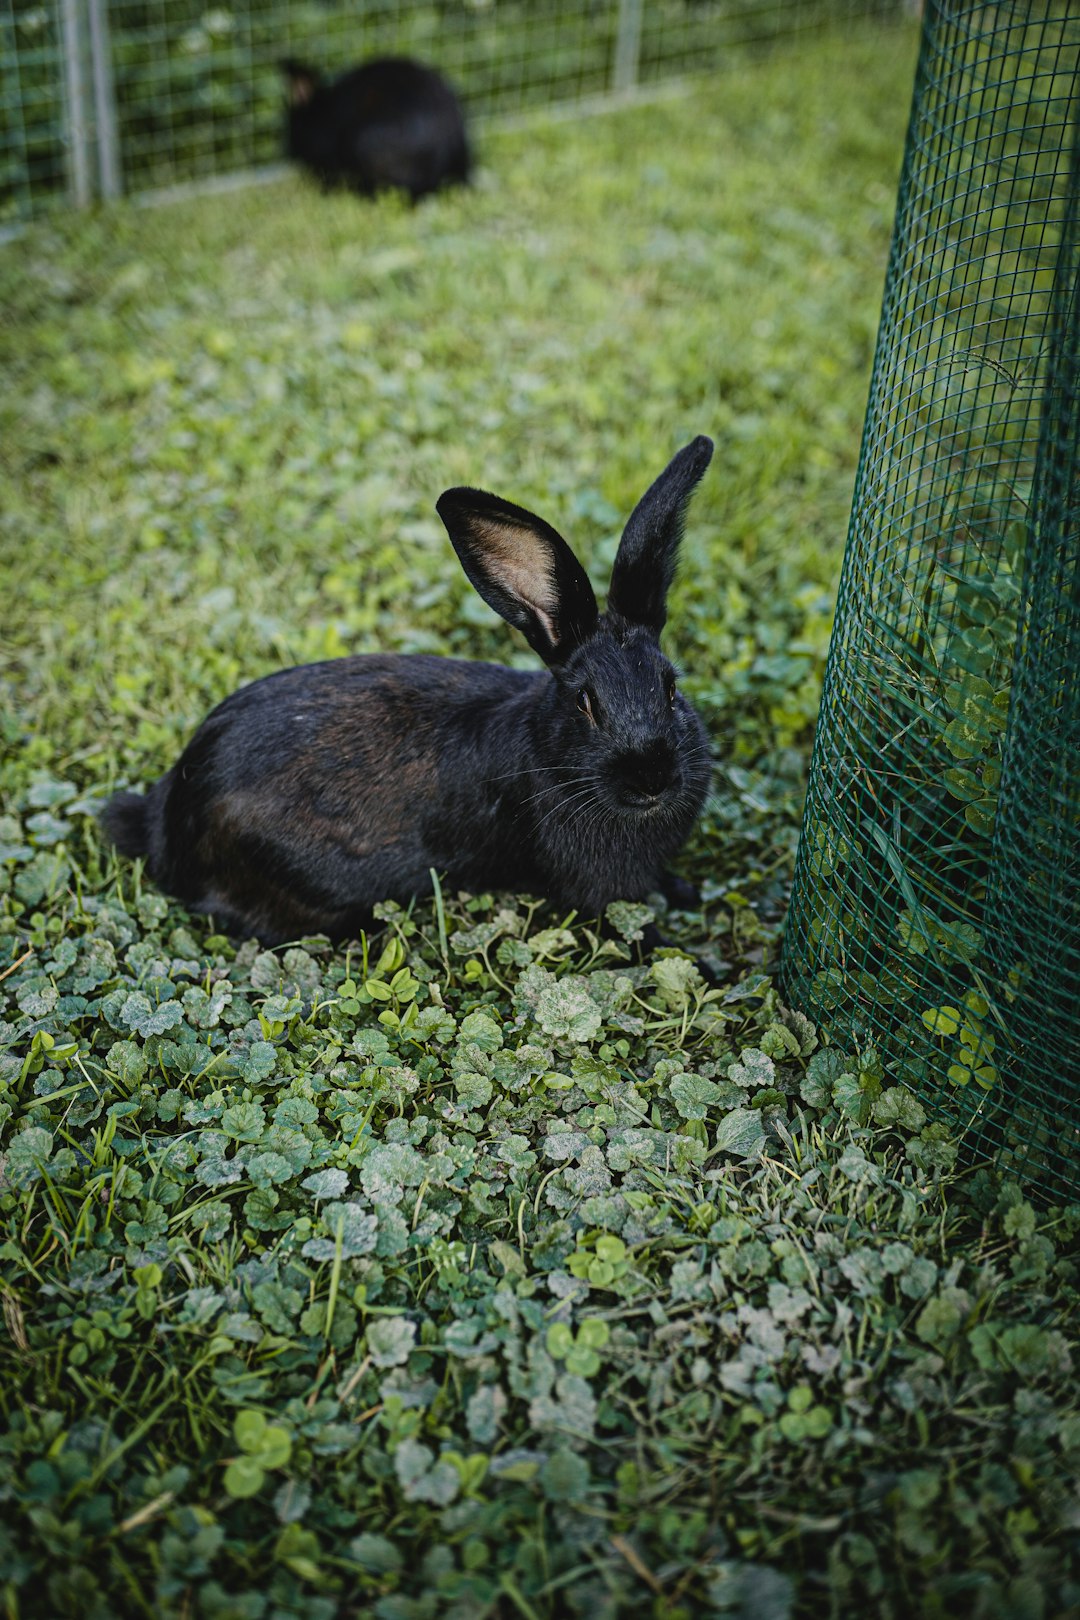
left=612, top=739, right=676, bottom=800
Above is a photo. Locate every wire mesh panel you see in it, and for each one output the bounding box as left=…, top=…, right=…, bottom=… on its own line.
left=104, top=0, right=620, bottom=193
left=635, top=0, right=896, bottom=86
left=1, top=0, right=899, bottom=223
left=1, top=1, right=69, bottom=218
left=780, top=0, right=1080, bottom=1201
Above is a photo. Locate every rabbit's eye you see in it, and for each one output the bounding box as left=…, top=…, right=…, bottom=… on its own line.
left=576, top=688, right=594, bottom=721
left=667, top=680, right=677, bottom=707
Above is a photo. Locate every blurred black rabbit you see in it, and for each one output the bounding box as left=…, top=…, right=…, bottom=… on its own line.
left=280, top=56, right=470, bottom=201
left=102, top=438, right=715, bottom=946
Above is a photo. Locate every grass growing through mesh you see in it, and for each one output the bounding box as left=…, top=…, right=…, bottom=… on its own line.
left=1, top=24, right=1078, bottom=1620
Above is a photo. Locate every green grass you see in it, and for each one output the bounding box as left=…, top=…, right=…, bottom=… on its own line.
left=1, top=22, right=1078, bottom=1620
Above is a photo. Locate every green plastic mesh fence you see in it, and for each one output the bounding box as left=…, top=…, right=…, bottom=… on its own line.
left=781, top=0, right=1080, bottom=1202
left=985, top=128, right=1079, bottom=1197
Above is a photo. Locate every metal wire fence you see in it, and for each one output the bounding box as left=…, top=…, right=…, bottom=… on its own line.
left=780, top=0, right=1080, bottom=1202
left=2, top=0, right=899, bottom=223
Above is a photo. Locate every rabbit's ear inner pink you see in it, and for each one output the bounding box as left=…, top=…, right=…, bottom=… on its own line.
left=281, top=60, right=320, bottom=108
left=437, top=489, right=598, bottom=665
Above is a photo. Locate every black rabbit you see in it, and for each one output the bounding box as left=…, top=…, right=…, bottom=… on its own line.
left=102, top=438, right=715, bottom=946
left=280, top=56, right=470, bottom=201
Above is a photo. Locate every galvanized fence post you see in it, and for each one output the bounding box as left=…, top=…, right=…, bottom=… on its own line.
left=87, top=0, right=122, bottom=198
left=58, top=0, right=93, bottom=206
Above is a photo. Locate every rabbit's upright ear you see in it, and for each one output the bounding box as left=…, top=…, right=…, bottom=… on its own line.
left=437, top=488, right=598, bottom=665
left=607, top=436, right=714, bottom=632
left=280, top=59, right=321, bottom=108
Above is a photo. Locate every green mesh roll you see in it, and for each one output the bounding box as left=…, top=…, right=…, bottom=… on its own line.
left=780, top=0, right=1080, bottom=1202
left=983, top=127, right=1079, bottom=1196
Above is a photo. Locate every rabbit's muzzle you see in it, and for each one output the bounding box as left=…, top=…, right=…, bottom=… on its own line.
left=608, top=738, right=679, bottom=806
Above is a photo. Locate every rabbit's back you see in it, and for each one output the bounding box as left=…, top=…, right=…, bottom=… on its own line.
left=132, top=655, right=538, bottom=942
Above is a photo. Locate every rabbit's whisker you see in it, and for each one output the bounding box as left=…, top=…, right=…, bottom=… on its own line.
left=483, top=766, right=545, bottom=784
left=530, top=783, right=604, bottom=835
left=515, top=776, right=601, bottom=815
left=508, top=781, right=600, bottom=836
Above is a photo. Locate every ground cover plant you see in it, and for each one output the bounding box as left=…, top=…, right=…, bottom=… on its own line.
left=1, top=22, right=1078, bottom=1619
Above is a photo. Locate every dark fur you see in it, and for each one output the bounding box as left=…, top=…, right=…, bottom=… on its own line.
left=280, top=56, right=470, bottom=201
left=101, top=438, right=715, bottom=945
